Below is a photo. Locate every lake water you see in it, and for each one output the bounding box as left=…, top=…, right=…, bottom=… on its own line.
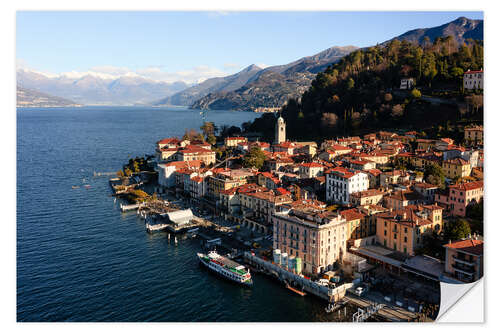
left=17, top=106, right=354, bottom=322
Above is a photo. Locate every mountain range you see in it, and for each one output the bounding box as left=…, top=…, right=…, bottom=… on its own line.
left=16, top=16, right=483, bottom=109
left=384, top=16, right=483, bottom=46
left=17, top=86, right=81, bottom=108
left=162, top=45, right=358, bottom=111
left=185, top=17, right=483, bottom=111
left=16, top=69, right=189, bottom=106
left=152, top=64, right=263, bottom=107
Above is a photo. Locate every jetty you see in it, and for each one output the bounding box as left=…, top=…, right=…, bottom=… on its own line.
left=344, top=295, right=420, bottom=322
left=120, top=203, right=143, bottom=212
left=146, top=223, right=170, bottom=232
left=243, top=252, right=351, bottom=303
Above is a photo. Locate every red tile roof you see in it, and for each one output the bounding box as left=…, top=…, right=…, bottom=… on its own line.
left=340, top=208, right=366, bottom=221
left=158, top=138, right=180, bottom=145
left=444, top=239, right=483, bottom=255
left=449, top=180, right=483, bottom=191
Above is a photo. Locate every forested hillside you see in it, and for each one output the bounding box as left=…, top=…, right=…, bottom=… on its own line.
left=245, top=37, right=483, bottom=142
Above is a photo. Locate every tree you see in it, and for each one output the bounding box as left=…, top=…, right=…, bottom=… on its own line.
left=200, top=121, right=215, bottom=138
left=444, top=219, right=471, bottom=241
left=207, top=134, right=216, bottom=145
left=321, top=113, right=339, bottom=127
left=424, top=164, right=445, bottom=188
left=183, top=129, right=204, bottom=141
left=346, top=78, right=355, bottom=90
left=410, top=88, right=422, bottom=99
left=391, top=104, right=404, bottom=117
left=117, top=170, right=125, bottom=178
left=242, top=147, right=266, bottom=170
left=124, top=168, right=132, bottom=177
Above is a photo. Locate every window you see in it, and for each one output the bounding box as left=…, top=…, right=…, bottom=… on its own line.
left=404, top=236, right=407, bottom=243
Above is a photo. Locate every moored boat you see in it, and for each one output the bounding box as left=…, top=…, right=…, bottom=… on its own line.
left=197, top=251, right=252, bottom=286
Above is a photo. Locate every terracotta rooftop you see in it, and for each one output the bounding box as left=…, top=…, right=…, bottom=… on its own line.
left=449, top=180, right=483, bottom=191
left=444, top=238, right=483, bottom=256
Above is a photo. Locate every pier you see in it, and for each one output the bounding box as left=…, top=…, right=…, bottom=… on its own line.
left=243, top=252, right=352, bottom=303
left=344, top=295, right=420, bottom=322
left=120, top=203, right=144, bottom=212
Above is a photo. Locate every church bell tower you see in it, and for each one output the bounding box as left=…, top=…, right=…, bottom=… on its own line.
left=275, top=115, right=286, bottom=144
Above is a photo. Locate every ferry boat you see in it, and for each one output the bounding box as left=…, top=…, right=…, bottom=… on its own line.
left=197, top=251, right=253, bottom=286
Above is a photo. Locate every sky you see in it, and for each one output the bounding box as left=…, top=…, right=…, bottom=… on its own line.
left=16, top=11, right=483, bottom=84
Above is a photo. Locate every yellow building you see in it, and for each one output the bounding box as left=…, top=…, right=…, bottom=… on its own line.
left=464, top=126, right=483, bottom=145
left=273, top=207, right=349, bottom=275
left=442, top=158, right=471, bottom=179
left=376, top=205, right=443, bottom=256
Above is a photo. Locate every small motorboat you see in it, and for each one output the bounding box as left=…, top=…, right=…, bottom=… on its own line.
left=72, top=185, right=80, bottom=189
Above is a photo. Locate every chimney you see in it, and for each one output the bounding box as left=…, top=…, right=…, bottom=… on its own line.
left=448, top=239, right=452, bottom=244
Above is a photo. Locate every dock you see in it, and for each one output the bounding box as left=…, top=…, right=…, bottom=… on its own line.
left=344, top=294, right=420, bottom=322
left=120, top=203, right=142, bottom=212
left=146, top=223, right=170, bottom=232
left=243, top=252, right=352, bottom=303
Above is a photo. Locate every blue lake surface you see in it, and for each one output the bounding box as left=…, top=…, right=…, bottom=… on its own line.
left=17, top=106, right=348, bottom=322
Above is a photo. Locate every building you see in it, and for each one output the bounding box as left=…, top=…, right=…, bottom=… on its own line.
left=272, top=206, right=348, bottom=274
left=177, top=147, right=216, bottom=165
left=340, top=208, right=367, bottom=241
left=206, top=168, right=254, bottom=200
left=380, top=170, right=408, bottom=187
left=412, top=182, right=439, bottom=204
left=443, top=237, right=483, bottom=283
left=464, top=125, right=483, bottom=146
left=463, top=69, right=483, bottom=90
left=400, top=78, right=415, bottom=90
left=299, top=162, right=324, bottom=179
left=325, top=167, right=369, bottom=204
left=434, top=180, right=483, bottom=217
left=275, top=116, right=286, bottom=144
left=349, top=159, right=376, bottom=171
left=157, top=160, right=202, bottom=188
left=224, top=136, right=247, bottom=147
left=442, top=158, right=471, bottom=179
left=318, top=145, right=353, bottom=161
left=384, top=190, right=425, bottom=210
left=349, top=189, right=385, bottom=206
left=376, top=204, right=444, bottom=256
left=240, top=186, right=293, bottom=225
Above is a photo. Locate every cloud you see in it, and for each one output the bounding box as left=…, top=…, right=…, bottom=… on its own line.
left=16, top=60, right=231, bottom=84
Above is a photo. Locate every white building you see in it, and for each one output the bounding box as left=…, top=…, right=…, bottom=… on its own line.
left=463, top=69, right=483, bottom=90
left=157, top=161, right=202, bottom=188
left=275, top=116, right=286, bottom=144
left=325, top=167, right=369, bottom=204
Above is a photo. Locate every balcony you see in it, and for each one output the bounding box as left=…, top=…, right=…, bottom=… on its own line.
left=452, top=255, right=476, bottom=266
left=452, top=263, right=475, bottom=275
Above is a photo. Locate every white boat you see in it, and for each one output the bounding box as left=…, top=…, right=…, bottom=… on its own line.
left=197, top=251, right=252, bottom=286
